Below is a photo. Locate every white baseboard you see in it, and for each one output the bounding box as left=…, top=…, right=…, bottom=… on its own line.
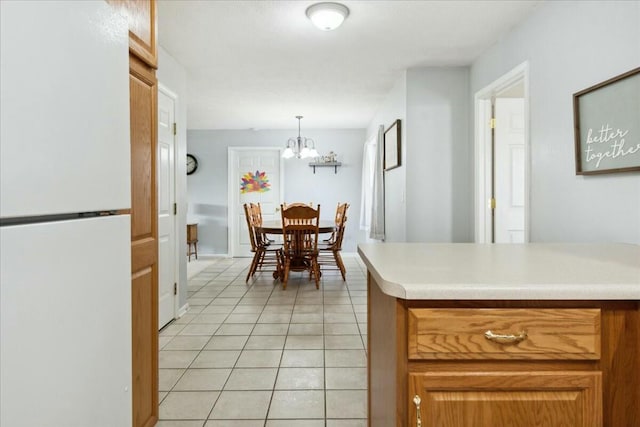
left=194, top=253, right=231, bottom=259
left=177, top=303, right=189, bottom=318
left=341, top=252, right=359, bottom=257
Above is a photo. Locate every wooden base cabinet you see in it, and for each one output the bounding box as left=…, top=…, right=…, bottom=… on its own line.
left=368, top=274, right=639, bottom=427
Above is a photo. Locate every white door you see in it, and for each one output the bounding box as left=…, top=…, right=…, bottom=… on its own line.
left=228, top=148, right=283, bottom=257
left=494, top=98, right=525, bottom=243
left=474, top=62, right=529, bottom=244
left=158, top=88, right=177, bottom=328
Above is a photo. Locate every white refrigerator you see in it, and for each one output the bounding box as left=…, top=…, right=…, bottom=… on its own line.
left=1, top=2, right=133, bottom=426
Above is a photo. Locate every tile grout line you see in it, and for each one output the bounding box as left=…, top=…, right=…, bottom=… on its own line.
left=322, top=271, right=329, bottom=427
left=263, top=277, right=297, bottom=424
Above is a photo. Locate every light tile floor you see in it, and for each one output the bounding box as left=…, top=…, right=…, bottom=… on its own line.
left=158, top=255, right=368, bottom=427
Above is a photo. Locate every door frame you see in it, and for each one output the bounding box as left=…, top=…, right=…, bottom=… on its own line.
left=474, top=61, right=530, bottom=243
left=227, top=147, right=285, bottom=257
left=157, top=83, right=179, bottom=320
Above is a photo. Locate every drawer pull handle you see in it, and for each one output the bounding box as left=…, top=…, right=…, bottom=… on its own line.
left=413, top=395, right=422, bottom=427
left=484, top=330, right=528, bottom=344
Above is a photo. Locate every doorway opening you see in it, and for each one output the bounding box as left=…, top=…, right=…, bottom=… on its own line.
left=474, top=62, right=530, bottom=243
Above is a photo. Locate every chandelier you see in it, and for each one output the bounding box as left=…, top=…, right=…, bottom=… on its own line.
left=282, top=116, right=319, bottom=159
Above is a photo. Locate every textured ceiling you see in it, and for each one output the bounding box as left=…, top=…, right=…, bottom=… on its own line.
left=158, top=0, right=543, bottom=130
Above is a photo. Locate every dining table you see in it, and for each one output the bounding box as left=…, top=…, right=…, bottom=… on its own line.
left=257, top=219, right=336, bottom=235
left=256, top=220, right=336, bottom=280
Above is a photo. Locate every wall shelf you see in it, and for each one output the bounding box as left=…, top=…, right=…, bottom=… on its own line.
left=309, top=162, right=342, bottom=174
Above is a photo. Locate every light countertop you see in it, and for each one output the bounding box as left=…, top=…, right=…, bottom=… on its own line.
left=357, top=243, right=640, bottom=300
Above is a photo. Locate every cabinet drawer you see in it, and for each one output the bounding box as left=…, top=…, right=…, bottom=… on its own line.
left=407, top=308, right=600, bottom=360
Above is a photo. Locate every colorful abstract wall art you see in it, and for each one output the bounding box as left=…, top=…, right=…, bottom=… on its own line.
left=240, top=170, right=271, bottom=194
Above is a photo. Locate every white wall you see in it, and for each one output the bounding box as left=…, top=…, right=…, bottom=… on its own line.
left=365, top=68, right=472, bottom=243
left=406, top=67, right=471, bottom=242
left=187, top=129, right=366, bottom=255
left=366, top=72, right=407, bottom=242
left=471, top=0, right=640, bottom=243
left=157, top=46, right=189, bottom=311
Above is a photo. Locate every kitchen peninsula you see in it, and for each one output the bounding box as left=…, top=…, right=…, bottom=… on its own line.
left=358, top=243, right=640, bottom=427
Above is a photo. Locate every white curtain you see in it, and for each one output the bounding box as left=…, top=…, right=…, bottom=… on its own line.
left=369, top=125, right=385, bottom=240
left=359, top=135, right=377, bottom=231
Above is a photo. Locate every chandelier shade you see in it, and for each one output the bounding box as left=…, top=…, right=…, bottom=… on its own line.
left=283, top=116, right=319, bottom=159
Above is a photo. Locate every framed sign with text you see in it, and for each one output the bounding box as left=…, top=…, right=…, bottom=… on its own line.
left=573, top=67, right=640, bottom=175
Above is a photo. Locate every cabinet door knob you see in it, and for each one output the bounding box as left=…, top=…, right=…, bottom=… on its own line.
left=484, top=330, right=528, bottom=344
left=413, top=395, right=422, bottom=427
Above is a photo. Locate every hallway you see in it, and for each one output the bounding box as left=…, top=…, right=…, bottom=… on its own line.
left=158, top=255, right=368, bottom=426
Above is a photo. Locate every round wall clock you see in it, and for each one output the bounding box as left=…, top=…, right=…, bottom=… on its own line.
left=186, top=154, right=198, bottom=175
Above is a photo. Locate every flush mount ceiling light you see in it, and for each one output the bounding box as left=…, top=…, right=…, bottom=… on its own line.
left=283, top=116, right=319, bottom=159
left=306, top=2, right=350, bottom=31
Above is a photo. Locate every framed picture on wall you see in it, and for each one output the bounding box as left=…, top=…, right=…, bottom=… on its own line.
left=573, top=67, right=640, bottom=175
left=384, top=119, right=401, bottom=171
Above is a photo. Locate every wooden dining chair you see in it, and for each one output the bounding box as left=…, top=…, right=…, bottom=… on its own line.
left=281, top=203, right=317, bottom=226
left=282, top=202, right=314, bottom=211
left=243, top=203, right=283, bottom=282
left=323, top=202, right=349, bottom=244
left=251, top=202, right=274, bottom=245
left=319, top=202, right=349, bottom=280
left=280, top=204, right=321, bottom=290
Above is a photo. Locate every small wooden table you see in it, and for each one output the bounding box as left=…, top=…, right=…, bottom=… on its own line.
left=187, top=223, right=198, bottom=261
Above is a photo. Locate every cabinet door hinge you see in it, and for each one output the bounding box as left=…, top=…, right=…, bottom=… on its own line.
left=489, top=118, right=496, bottom=129
left=174, top=283, right=177, bottom=295
left=490, top=198, right=496, bottom=209
left=173, top=122, right=177, bottom=135
left=173, top=203, right=177, bottom=215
